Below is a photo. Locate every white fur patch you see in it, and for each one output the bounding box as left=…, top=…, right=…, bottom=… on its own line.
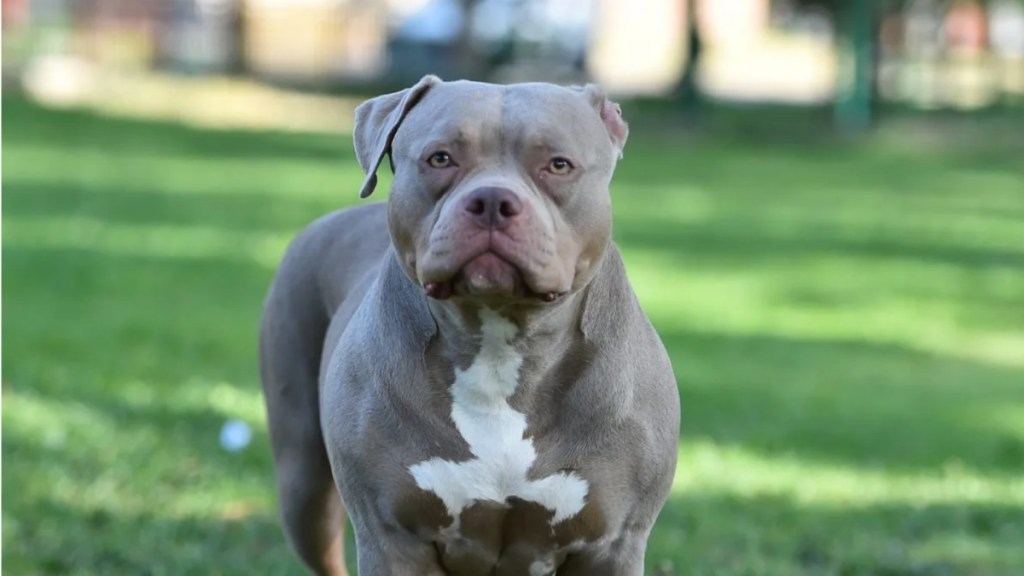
left=408, top=309, right=589, bottom=527
left=530, top=559, right=556, bottom=576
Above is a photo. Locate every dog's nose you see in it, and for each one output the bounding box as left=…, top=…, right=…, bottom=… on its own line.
left=463, top=187, right=523, bottom=230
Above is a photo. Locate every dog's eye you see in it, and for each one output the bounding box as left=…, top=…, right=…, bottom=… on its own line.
left=427, top=151, right=454, bottom=169
left=546, top=157, right=574, bottom=175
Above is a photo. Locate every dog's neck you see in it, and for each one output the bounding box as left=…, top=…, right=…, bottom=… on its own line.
left=425, top=288, right=588, bottom=369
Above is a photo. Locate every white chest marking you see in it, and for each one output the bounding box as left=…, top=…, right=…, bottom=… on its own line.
left=408, top=309, right=589, bottom=526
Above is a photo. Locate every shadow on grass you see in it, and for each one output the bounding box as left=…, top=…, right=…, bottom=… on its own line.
left=2, top=97, right=351, bottom=163
left=3, top=182, right=339, bottom=235
left=615, top=218, right=1024, bottom=273
left=648, top=491, right=1024, bottom=576
left=1, top=246, right=272, bottom=385
left=660, top=329, right=1024, bottom=476
left=2, top=496, right=297, bottom=575
left=616, top=135, right=1024, bottom=195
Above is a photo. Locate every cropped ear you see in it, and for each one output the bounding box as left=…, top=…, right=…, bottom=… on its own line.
left=574, top=84, right=629, bottom=158
left=353, top=75, right=441, bottom=198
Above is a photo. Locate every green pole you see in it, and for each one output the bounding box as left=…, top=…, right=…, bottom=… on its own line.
left=835, top=0, right=876, bottom=131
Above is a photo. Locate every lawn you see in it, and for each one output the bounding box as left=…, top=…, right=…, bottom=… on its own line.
left=3, top=96, right=1023, bottom=575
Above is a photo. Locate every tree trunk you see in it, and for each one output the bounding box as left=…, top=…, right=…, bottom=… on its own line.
left=455, top=0, right=484, bottom=79
left=677, top=0, right=703, bottom=120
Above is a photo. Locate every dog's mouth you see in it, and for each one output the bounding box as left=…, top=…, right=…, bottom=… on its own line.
left=423, top=252, right=564, bottom=303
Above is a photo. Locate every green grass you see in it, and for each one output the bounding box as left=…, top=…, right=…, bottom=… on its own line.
left=4, top=96, right=1024, bottom=575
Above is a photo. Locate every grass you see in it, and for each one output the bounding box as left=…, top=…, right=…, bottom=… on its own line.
left=3, top=95, right=1024, bottom=575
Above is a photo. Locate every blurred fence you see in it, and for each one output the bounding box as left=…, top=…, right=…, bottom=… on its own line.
left=3, top=0, right=1023, bottom=110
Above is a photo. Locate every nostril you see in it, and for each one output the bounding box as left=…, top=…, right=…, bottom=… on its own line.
left=466, top=198, right=485, bottom=215
left=498, top=201, right=517, bottom=218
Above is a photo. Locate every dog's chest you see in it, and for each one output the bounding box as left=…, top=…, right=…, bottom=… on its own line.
left=402, top=310, right=600, bottom=573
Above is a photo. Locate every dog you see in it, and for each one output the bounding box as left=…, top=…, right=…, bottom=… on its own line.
left=259, top=75, right=680, bottom=575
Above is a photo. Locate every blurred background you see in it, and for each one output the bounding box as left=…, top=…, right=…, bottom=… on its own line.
left=4, top=0, right=1024, bottom=123
left=3, top=1, right=1023, bottom=575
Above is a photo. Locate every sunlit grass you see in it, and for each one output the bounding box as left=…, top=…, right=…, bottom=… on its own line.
left=626, top=251, right=1024, bottom=368
left=4, top=96, right=1023, bottom=575
left=4, top=214, right=293, bottom=268
left=676, top=440, right=1024, bottom=506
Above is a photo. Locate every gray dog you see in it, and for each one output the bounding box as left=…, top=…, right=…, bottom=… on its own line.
left=260, top=76, right=680, bottom=576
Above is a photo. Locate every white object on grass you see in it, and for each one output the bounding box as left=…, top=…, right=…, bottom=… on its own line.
left=219, top=419, right=252, bottom=452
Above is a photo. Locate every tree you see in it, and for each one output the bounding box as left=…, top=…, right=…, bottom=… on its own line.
left=676, top=0, right=703, bottom=122
left=790, top=0, right=883, bottom=129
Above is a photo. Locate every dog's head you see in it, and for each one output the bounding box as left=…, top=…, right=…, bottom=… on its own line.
left=354, top=76, right=628, bottom=306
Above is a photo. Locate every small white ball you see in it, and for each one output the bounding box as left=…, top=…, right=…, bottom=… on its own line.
left=219, top=419, right=252, bottom=452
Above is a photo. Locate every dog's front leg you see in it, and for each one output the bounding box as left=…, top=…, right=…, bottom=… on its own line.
left=355, top=533, right=446, bottom=576
left=557, top=529, right=649, bottom=576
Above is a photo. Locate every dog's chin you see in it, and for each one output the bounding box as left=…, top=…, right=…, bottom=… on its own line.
left=453, top=252, right=525, bottom=298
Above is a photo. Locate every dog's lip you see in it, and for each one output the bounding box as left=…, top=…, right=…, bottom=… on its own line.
left=421, top=249, right=565, bottom=303
left=451, top=249, right=524, bottom=295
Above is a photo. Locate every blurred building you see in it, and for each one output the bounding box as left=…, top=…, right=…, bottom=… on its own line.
left=242, top=0, right=386, bottom=81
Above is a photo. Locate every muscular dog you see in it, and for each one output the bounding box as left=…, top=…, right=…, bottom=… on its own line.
left=260, top=76, right=680, bottom=575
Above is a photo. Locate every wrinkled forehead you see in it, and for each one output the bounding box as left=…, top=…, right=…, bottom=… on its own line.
left=393, top=81, right=610, bottom=157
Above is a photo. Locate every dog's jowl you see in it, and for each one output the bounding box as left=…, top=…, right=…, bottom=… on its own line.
left=260, top=76, right=680, bottom=576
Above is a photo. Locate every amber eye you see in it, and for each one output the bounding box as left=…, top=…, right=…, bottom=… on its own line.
left=427, top=151, right=453, bottom=168
left=547, top=157, right=574, bottom=175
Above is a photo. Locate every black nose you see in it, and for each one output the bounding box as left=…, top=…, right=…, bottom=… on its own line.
left=463, top=187, right=523, bottom=230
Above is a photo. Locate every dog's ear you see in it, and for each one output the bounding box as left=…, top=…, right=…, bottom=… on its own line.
left=574, top=84, right=629, bottom=159
left=353, top=75, right=441, bottom=198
